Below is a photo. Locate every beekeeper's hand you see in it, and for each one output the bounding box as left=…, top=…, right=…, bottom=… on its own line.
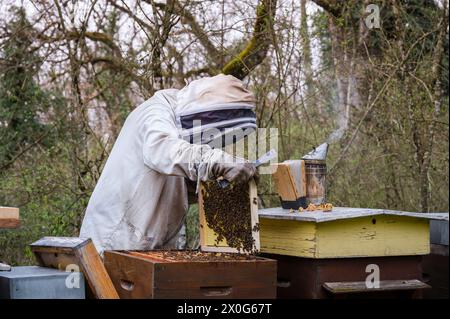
left=211, top=162, right=257, bottom=184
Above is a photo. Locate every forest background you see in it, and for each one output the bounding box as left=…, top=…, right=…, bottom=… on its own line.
left=0, top=0, right=448, bottom=264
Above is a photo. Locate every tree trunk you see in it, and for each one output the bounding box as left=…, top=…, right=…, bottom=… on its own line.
left=300, top=0, right=314, bottom=105
left=222, top=0, right=277, bottom=79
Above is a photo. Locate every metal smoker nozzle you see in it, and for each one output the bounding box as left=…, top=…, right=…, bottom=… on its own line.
left=301, top=143, right=329, bottom=161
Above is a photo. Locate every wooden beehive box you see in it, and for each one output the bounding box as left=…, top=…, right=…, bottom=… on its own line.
left=262, top=254, right=429, bottom=299
left=30, top=237, right=119, bottom=299
left=258, top=207, right=446, bottom=258
left=103, top=250, right=277, bottom=299
left=198, top=179, right=260, bottom=253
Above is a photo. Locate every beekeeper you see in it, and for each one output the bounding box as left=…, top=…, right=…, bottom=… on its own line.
left=79, top=74, right=258, bottom=255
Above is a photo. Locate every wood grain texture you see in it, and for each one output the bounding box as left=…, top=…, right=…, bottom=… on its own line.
left=323, top=279, right=430, bottom=294
left=259, top=214, right=430, bottom=258
left=259, top=218, right=317, bottom=257
left=104, top=250, right=277, bottom=299
left=104, top=251, right=155, bottom=299
left=316, top=215, right=429, bottom=258
left=0, top=218, right=20, bottom=229
left=0, top=206, right=19, bottom=219
left=271, top=161, right=307, bottom=201
left=301, top=160, right=307, bottom=196
left=198, top=179, right=260, bottom=253
left=271, top=164, right=298, bottom=201
left=250, top=180, right=260, bottom=251
left=77, top=241, right=119, bottom=299
left=0, top=207, right=20, bottom=229
left=30, top=237, right=119, bottom=299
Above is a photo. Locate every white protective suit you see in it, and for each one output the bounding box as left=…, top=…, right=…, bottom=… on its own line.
left=79, top=74, right=256, bottom=255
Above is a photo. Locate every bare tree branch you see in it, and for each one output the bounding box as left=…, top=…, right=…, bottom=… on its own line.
left=153, top=0, right=221, bottom=66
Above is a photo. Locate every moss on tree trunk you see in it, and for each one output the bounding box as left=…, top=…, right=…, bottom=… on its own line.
left=222, top=0, right=277, bottom=79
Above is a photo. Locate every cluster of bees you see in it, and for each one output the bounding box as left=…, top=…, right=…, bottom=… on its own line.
left=202, top=181, right=257, bottom=254
left=130, top=251, right=255, bottom=262
left=290, top=203, right=333, bottom=213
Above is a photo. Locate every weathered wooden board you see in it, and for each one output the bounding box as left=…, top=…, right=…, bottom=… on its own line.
left=0, top=206, right=20, bottom=229
left=0, top=219, right=20, bottom=229
left=271, top=164, right=297, bottom=201
left=0, top=207, right=19, bottom=219
left=260, top=213, right=430, bottom=258
left=30, top=237, right=119, bottom=299
left=198, top=180, right=259, bottom=253
left=323, top=279, right=430, bottom=294
left=259, top=218, right=317, bottom=257
left=271, top=161, right=306, bottom=201
left=104, top=250, right=277, bottom=299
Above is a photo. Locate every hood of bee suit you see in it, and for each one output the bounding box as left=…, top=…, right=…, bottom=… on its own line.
left=175, top=74, right=257, bottom=147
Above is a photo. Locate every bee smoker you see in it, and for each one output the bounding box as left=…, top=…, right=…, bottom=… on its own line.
left=302, top=143, right=328, bottom=205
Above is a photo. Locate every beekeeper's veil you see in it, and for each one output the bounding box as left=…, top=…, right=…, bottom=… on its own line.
left=175, top=74, right=257, bottom=148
